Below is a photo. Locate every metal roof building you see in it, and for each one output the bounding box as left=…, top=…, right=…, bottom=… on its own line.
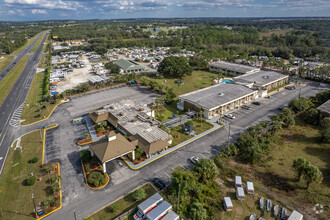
left=162, top=211, right=180, bottom=220
left=209, top=61, right=260, bottom=76
left=146, top=201, right=172, bottom=220
left=138, top=193, right=163, bottom=214
left=113, top=59, right=145, bottom=73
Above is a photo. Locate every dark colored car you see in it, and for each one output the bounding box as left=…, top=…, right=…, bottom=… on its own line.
left=252, top=102, right=261, bottom=106
left=241, top=105, right=250, bottom=110
left=153, top=178, right=166, bottom=190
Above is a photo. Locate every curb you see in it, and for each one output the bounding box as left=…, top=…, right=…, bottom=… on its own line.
left=122, top=124, right=223, bottom=170
left=86, top=182, right=157, bottom=218
left=37, top=162, right=62, bottom=219
left=22, top=100, right=69, bottom=127
left=81, top=159, right=110, bottom=190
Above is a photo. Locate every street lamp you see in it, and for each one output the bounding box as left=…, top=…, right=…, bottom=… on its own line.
left=32, top=193, right=37, bottom=215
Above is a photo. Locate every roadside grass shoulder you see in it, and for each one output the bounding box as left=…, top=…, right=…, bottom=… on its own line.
left=21, top=71, right=58, bottom=125
left=89, top=183, right=157, bottom=220
left=0, top=55, right=14, bottom=72
left=0, top=130, right=60, bottom=220
left=0, top=55, right=29, bottom=106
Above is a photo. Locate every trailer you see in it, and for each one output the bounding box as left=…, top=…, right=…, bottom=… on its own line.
left=146, top=201, right=172, bottom=220
left=273, top=204, right=279, bottom=217
left=133, top=193, right=163, bottom=220
left=249, top=213, right=256, bottom=220
left=288, top=210, right=303, bottom=220
left=162, top=211, right=180, bottom=220
left=267, top=199, right=272, bottom=212
left=224, top=197, right=233, bottom=211
left=281, top=208, right=287, bottom=220
left=235, top=176, right=242, bottom=187
left=259, top=197, right=264, bottom=210
left=247, top=182, right=254, bottom=194
left=236, top=187, right=245, bottom=200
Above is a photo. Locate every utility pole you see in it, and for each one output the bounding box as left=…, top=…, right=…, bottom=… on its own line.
left=177, top=183, right=181, bottom=209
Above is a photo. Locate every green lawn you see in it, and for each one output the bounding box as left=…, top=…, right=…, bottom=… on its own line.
left=0, top=55, right=29, bottom=106
left=21, top=71, right=58, bottom=125
left=31, top=33, right=46, bottom=53
left=0, top=130, right=60, bottom=220
left=0, top=56, right=14, bottom=72
left=151, top=70, right=219, bottom=96
left=219, top=118, right=330, bottom=219
left=88, top=183, right=157, bottom=220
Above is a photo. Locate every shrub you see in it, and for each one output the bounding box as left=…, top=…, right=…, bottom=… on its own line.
left=85, top=164, right=91, bottom=173
left=94, top=180, right=100, bottom=187
left=87, top=170, right=104, bottom=186
left=111, top=204, right=120, bottom=213
left=81, top=150, right=91, bottom=163
left=101, top=178, right=107, bottom=185
left=29, top=157, right=39, bottom=163
left=132, top=188, right=146, bottom=201
left=24, top=176, right=37, bottom=186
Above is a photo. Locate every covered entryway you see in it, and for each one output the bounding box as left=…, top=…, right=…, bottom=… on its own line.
left=89, top=131, right=136, bottom=172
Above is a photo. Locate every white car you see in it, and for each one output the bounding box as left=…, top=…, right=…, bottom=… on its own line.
left=190, top=156, right=199, bottom=164
left=225, top=114, right=235, bottom=119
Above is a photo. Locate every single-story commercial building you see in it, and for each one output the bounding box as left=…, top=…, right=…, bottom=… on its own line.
left=209, top=61, right=260, bottom=76
left=177, top=83, right=258, bottom=119
left=233, top=70, right=289, bottom=92
left=113, top=59, right=145, bottom=73
left=89, top=100, right=172, bottom=157
left=88, top=75, right=109, bottom=85
left=317, top=99, right=330, bottom=118
left=89, top=131, right=136, bottom=172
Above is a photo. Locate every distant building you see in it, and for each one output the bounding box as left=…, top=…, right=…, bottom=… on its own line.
left=233, top=70, right=289, bottom=91
left=177, top=83, right=257, bottom=119
left=209, top=61, right=260, bottom=76
left=113, top=59, right=145, bottom=73
left=317, top=99, right=330, bottom=118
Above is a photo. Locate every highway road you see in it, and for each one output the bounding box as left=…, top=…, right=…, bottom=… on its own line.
left=0, top=33, right=43, bottom=82
left=0, top=32, right=48, bottom=176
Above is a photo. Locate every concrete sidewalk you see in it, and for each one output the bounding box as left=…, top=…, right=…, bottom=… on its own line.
left=122, top=121, right=223, bottom=169
left=84, top=117, right=104, bottom=142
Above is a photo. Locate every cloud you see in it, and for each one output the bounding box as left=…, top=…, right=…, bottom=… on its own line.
left=31, top=9, right=47, bottom=14
left=97, top=0, right=171, bottom=12
left=4, top=0, right=84, bottom=10
left=8, top=10, right=15, bottom=14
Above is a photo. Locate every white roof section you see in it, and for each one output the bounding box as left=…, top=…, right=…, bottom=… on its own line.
left=179, top=83, right=257, bottom=110
left=247, top=182, right=254, bottom=191
left=162, top=211, right=180, bottom=220
left=210, top=61, right=260, bottom=74
left=138, top=193, right=163, bottom=213
left=234, top=70, right=288, bottom=87
left=146, top=201, right=172, bottom=220
left=236, top=187, right=245, bottom=197
left=288, top=210, right=303, bottom=220
left=88, top=75, right=109, bottom=84
left=235, top=176, right=242, bottom=185
left=224, top=197, right=233, bottom=207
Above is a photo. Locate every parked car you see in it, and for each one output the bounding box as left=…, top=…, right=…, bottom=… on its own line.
left=285, top=86, right=296, bottom=90
left=252, top=101, right=261, bottom=106
left=153, top=178, right=166, bottom=190
left=241, top=105, right=250, bottom=110
left=190, top=156, right=199, bottom=164
left=225, top=114, right=236, bottom=119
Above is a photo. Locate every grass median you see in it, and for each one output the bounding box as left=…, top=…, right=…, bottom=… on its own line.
left=31, top=33, right=46, bottom=53
left=0, top=56, right=14, bottom=72
left=87, top=183, right=157, bottom=220
left=0, top=55, right=29, bottom=106
left=0, top=129, right=60, bottom=220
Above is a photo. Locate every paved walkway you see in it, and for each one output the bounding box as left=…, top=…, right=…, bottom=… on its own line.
left=84, top=117, right=104, bottom=141
left=123, top=121, right=222, bottom=169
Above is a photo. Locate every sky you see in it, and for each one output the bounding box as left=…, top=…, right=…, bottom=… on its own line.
left=0, top=0, right=329, bottom=21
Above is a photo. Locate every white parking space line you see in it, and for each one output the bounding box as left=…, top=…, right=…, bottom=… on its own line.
left=164, top=172, right=171, bottom=179
left=179, top=164, right=186, bottom=170
left=198, top=153, right=207, bottom=158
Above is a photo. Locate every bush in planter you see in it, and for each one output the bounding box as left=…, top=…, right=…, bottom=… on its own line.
left=81, top=150, right=91, bottom=163
left=87, top=170, right=104, bottom=185
left=101, top=178, right=107, bottom=185
left=24, top=176, right=37, bottom=186
left=132, top=188, right=146, bottom=201
left=85, top=163, right=91, bottom=173
left=29, top=157, right=39, bottom=163
left=94, top=180, right=100, bottom=187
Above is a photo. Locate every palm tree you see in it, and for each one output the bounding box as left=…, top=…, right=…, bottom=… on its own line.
left=292, top=158, right=309, bottom=182
left=303, top=165, right=323, bottom=190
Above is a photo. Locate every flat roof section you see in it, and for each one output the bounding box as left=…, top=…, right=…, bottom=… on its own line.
left=179, top=83, right=257, bottom=110
left=210, top=61, right=259, bottom=74
left=138, top=193, right=163, bottom=213
left=234, top=70, right=288, bottom=87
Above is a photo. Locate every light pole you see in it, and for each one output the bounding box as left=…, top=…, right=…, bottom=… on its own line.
left=32, top=193, right=37, bottom=215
